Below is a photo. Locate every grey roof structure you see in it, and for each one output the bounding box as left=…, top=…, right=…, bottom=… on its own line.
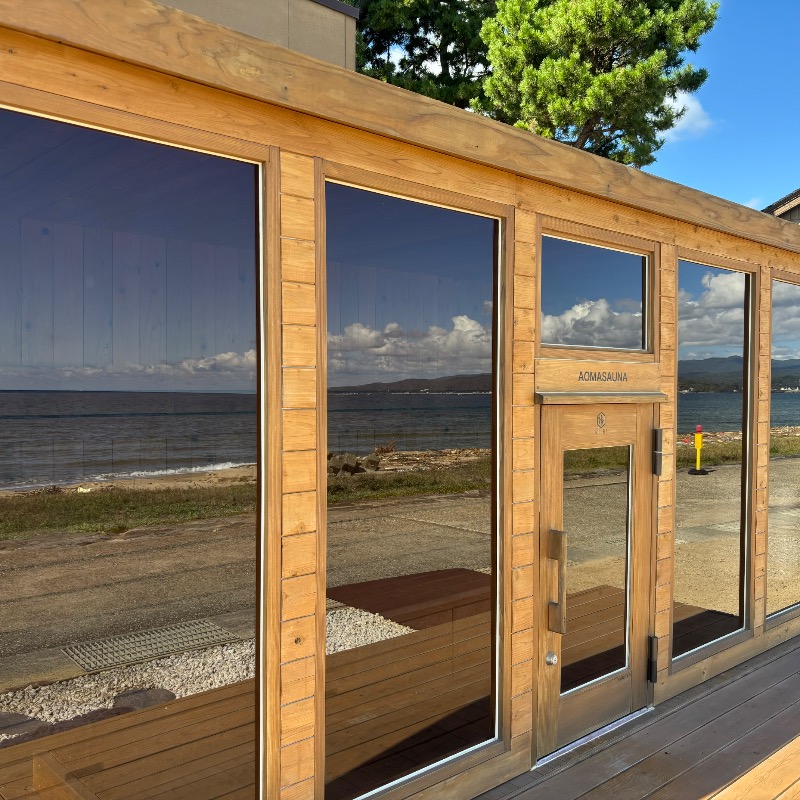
left=763, top=188, right=800, bottom=216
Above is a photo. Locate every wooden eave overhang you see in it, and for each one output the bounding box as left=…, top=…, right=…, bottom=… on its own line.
left=0, top=0, right=798, bottom=258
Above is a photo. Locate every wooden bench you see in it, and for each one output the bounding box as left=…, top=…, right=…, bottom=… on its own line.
left=325, top=611, right=492, bottom=785
left=0, top=681, right=255, bottom=800
left=327, top=568, right=492, bottom=630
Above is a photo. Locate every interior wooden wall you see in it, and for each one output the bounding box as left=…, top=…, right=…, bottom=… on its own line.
left=2, top=5, right=800, bottom=798
left=0, top=213, right=256, bottom=370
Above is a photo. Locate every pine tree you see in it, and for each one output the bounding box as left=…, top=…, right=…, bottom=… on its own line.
left=475, top=0, right=718, bottom=167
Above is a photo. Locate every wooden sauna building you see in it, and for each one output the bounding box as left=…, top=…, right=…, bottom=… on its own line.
left=1, top=1, right=800, bottom=798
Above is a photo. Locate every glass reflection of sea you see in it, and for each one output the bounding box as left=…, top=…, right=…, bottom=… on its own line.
left=0, top=391, right=256, bottom=489
left=328, top=391, right=492, bottom=454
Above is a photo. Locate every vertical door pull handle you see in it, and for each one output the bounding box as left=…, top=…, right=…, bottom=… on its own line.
left=548, top=529, right=567, bottom=634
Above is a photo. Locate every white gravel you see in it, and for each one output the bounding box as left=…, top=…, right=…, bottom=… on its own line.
left=0, top=639, right=256, bottom=746
left=326, top=607, right=411, bottom=654
left=0, top=608, right=411, bottom=747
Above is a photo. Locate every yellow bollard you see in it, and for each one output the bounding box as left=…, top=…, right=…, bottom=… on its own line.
left=689, top=424, right=709, bottom=475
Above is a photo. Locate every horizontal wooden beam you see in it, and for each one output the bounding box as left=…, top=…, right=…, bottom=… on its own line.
left=536, top=392, right=669, bottom=405
left=0, top=0, right=798, bottom=256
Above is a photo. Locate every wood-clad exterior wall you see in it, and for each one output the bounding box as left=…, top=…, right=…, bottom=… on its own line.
left=2, top=1, right=800, bottom=797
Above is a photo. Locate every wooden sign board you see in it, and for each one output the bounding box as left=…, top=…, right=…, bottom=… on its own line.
left=534, top=358, right=662, bottom=395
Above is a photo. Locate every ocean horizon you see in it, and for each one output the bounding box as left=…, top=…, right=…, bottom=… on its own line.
left=0, top=390, right=797, bottom=489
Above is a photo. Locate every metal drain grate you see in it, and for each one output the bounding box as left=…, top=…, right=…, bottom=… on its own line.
left=62, top=619, right=238, bottom=672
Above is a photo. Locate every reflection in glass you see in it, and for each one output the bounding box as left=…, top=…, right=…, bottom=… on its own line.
left=767, top=280, right=800, bottom=617
left=325, top=183, right=497, bottom=799
left=561, top=447, right=629, bottom=693
left=673, top=260, right=748, bottom=658
left=541, top=236, right=647, bottom=350
left=0, top=107, right=257, bottom=791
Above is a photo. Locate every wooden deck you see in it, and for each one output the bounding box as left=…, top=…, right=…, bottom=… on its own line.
left=478, top=634, right=800, bottom=800
left=2, top=633, right=800, bottom=798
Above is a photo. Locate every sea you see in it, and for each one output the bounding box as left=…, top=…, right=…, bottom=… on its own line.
left=1, top=390, right=798, bottom=490
left=677, top=391, right=800, bottom=432
left=0, top=391, right=258, bottom=491
left=328, top=392, right=493, bottom=454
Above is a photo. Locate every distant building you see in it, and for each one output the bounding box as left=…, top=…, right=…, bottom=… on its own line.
left=165, top=0, right=358, bottom=69
left=763, top=189, right=800, bottom=222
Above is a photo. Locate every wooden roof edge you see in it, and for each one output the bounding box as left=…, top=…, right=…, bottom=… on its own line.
left=1, top=0, right=798, bottom=258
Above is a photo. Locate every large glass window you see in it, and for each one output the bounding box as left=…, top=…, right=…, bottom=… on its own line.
left=673, top=260, right=749, bottom=658
left=541, top=235, right=648, bottom=350
left=0, top=108, right=258, bottom=793
left=325, top=182, right=498, bottom=799
left=562, top=446, right=630, bottom=692
left=767, top=279, right=800, bottom=618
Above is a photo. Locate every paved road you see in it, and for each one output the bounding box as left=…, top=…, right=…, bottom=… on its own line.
left=0, top=515, right=257, bottom=690
left=2, top=456, right=799, bottom=691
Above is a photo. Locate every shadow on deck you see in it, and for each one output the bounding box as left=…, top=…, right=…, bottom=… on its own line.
left=2, top=612, right=799, bottom=798
left=479, top=634, right=800, bottom=800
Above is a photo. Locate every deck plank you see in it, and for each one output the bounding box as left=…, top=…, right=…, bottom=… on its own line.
left=501, top=640, right=800, bottom=800
left=0, top=681, right=255, bottom=800
left=84, top=727, right=254, bottom=795
left=646, top=698, right=800, bottom=800
left=575, top=674, right=800, bottom=800
left=107, top=743, right=254, bottom=800
left=776, top=778, right=800, bottom=800
left=710, top=736, right=800, bottom=800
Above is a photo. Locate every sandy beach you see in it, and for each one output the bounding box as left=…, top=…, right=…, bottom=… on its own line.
left=0, top=464, right=258, bottom=498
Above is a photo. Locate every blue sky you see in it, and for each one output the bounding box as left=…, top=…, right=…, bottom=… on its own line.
left=644, top=0, right=799, bottom=210
left=327, top=183, right=497, bottom=385
left=0, top=108, right=258, bottom=392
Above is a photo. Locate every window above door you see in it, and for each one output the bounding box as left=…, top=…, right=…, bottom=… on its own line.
left=539, top=219, right=658, bottom=362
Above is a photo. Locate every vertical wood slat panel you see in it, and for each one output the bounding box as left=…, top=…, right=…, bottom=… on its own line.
left=753, top=268, right=771, bottom=632
left=278, top=151, right=319, bottom=794
left=656, top=246, right=678, bottom=676
left=313, top=156, right=327, bottom=800
left=265, top=149, right=284, bottom=800
left=509, top=213, right=537, bottom=758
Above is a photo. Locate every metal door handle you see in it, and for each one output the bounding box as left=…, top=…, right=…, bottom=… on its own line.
left=548, top=529, right=567, bottom=634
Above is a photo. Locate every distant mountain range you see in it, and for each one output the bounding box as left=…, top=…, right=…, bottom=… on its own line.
left=330, top=373, right=492, bottom=393
left=330, top=357, right=800, bottom=394
left=678, top=356, right=800, bottom=392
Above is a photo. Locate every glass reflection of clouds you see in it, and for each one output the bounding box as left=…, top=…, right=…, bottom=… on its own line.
left=677, top=261, right=747, bottom=361
left=0, top=107, right=258, bottom=393
left=326, top=182, right=497, bottom=387
left=541, top=236, right=646, bottom=351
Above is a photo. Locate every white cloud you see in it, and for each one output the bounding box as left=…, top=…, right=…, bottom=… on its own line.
left=328, top=315, right=492, bottom=385
left=770, top=281, right=800, bottom=356
left=679, top=271, right=747, bottom=356
left=541, top=298, right=643, bottom=349
left=742, top=197, right=764, bottom=210
left=663, top=92, right=713, bottom=143
left=0, top=350, right=257, bottom=391
left=697, top=270, right=747, bottom=309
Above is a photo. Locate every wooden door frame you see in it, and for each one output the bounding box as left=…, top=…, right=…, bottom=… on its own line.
left=536, top=402, right=655, bottom=758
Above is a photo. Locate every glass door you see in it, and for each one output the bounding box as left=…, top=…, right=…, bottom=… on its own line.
left=537, top=403, right=653, bottom=756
